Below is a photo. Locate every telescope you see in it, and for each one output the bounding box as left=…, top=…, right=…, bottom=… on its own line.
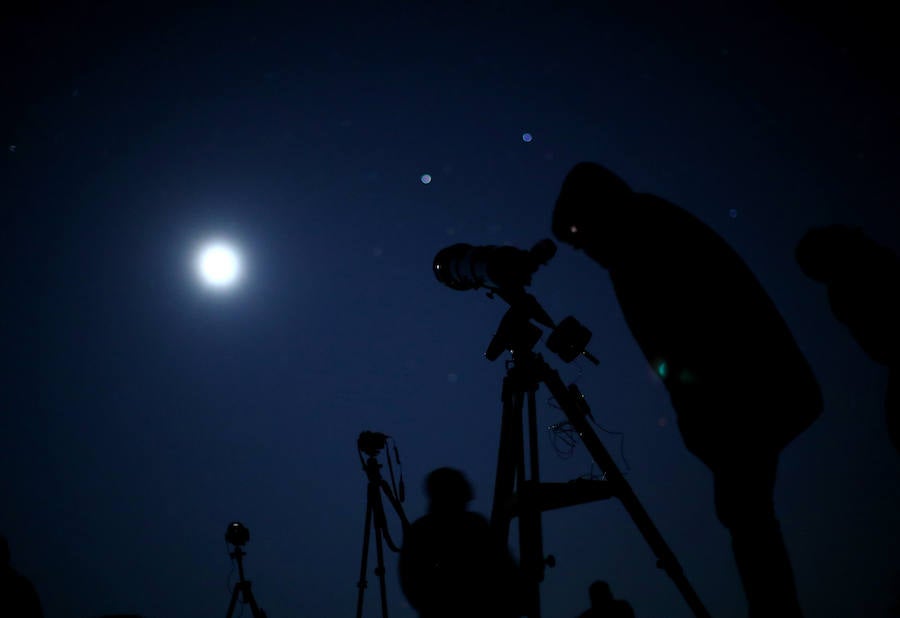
left=434, top=238, right=597, bottom=364
left=430, top=236, right=711, bottom=618
left=433, top=239, right=556, bottom=293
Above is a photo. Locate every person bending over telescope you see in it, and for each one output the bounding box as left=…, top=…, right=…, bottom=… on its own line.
left=552, top=162, right=823, bottom=618
left=795, top=224, right=900, bottom=454
left=398, top=468, right=523, bottom=618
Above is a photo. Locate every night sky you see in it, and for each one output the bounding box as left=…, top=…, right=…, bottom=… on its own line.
left=3, top=3, right=899, bottom=617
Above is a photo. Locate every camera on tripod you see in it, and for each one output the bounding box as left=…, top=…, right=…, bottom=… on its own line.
left=357, top=431, right=389, bottom=458
left=225, top=521, right=250, bottom=547
left=222, top=521, right=267, bottom=618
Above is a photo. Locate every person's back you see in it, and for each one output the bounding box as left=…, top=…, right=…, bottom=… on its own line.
left=552, top=162, right=821, bottom=617
left=555, top=164, right=822, bottom=463
left=796, top=224, right=900, bottom=452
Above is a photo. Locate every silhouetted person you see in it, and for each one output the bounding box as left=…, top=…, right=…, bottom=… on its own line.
left=577, top=580, right=635, bottom=618
left=398, top=467, right=522, bottom=618
left=552, top=162, right=823, bottom=618
left=795, top=224, right=900, bottom=453
left=1, top=536, right=44, bottom=618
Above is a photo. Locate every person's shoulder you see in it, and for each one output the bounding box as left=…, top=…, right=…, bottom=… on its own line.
left=632, top=193, right=717, bottom=236
left=612, top=598, right=635, bottom=618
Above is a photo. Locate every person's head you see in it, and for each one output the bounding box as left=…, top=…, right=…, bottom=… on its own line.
left=424, top=467, right=474, bottom=513
left=588, top=580, right=613, bottom=607
left=795, top=224, right=871, bottom=283
left=552, top=162, right=636, bottom=268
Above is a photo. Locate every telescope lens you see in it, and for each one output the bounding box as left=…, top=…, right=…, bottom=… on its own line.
left=433, top=244, right=487, bottom=291
left=433, top=240, right=556, bottom=293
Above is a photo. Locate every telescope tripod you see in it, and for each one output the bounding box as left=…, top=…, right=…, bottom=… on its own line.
left=355, top=446, right=409, bottom=618
left=489, top=307, right=711, bottom=618
left=225, top=546, right=267, bottom=618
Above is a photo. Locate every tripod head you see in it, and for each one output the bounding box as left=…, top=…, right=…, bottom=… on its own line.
left=485, top=290, right=599, bottom=365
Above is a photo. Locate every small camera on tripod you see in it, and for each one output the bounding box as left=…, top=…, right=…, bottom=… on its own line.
left=225, top=521, right=250, bottom=548
left=357, top=431, right=389, bottom=457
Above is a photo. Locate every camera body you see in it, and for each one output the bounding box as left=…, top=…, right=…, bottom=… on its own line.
left=225, top=521, right=250, bottom=547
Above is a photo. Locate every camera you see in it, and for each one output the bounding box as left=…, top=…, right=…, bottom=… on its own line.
left=225, top=521, right=250, bottom=547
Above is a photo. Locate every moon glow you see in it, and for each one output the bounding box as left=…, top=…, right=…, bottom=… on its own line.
left=195, top=241, right=243, bottom=290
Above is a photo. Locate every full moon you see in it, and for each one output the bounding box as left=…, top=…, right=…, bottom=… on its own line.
left=195, top=241, right=243, bottom=290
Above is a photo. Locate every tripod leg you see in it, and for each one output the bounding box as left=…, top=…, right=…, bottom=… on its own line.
left=241, top=582, right=267, bottom=618
left=540, top=362, right=712, bottom=618
left=373, top=512, right=390, bottom=618
left=492, top=372, right=544, bottom=618
left=491, top=375, right=524, bottom=539
left=356, top=496, right=374, bottom=618
left=226, top=582, right=242, bottom=618
left=518, top=389, right=545, bottom=618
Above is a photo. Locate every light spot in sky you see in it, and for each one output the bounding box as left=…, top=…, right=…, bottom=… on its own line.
left=373, top=247, right=383, bottom=257
left=194, top=241, right=243, bottom=291
left=658, top=417, right=668, bottom=427
left=522, top=132, right=533, bottom=143
left=446, top=227, right=456, bottom=236
left=420, top=174, right=432, bottom=184
left=8, top=145, right=16, bottom=152
left=447, top=373, right=459, bottom=383
left=729, top=209, right=738, bottom=218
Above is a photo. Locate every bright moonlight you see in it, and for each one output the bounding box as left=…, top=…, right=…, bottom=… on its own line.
left=195, top=241, right=243, bottom=290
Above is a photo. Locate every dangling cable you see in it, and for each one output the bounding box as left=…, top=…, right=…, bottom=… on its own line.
left=393, top=441, right=406, bottom=503
left=588, top=415, right=631, bottom=475
left=545, top=392, right=631, bottom=474
left=386, top=437, right=400, bottom=501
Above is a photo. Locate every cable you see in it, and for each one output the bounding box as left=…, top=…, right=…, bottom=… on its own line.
left=588, top=415, right=631, bottom=475
left=547, top=421, right=578, bottom=459
left=545, top=393, right=631, bottom=475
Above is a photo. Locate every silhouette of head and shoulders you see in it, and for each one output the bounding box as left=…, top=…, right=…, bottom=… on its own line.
left=398, top=468, right=520, bottom=618
left=1, top=535, right=44, bottom=618
left=577, top=580, right=635, bottom=618
left=796, top=223, right=900, bottom=366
